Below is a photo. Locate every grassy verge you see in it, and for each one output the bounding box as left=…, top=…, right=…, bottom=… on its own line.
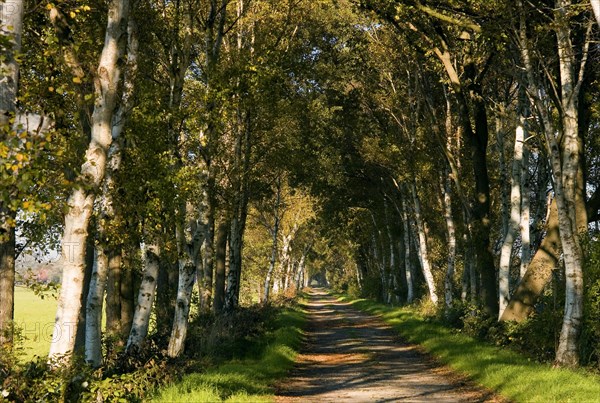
left=152, top=305, right=306, bottom=402
left=341, top=296, right=600, bottom=403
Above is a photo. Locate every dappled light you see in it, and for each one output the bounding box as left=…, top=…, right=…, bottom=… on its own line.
left=2, top=0, right=600, bottom=401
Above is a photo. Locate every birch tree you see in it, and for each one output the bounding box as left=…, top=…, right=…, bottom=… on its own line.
left=49, top=0, right=130, bottom=362
left=515, top=0, right=591, bottom=366
left=498, top=112, right=524, bottom=319
left=85, top=12, right=139, bottom=366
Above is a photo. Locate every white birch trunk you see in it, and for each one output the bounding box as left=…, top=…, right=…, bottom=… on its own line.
left=499, top=121, right=524, bottom=319
left=409, top=182, right=438, bottom=304
left=592, top=0, right=600, bottom=27
left=126, top=241, right=160, bottom=351
left=49, top=0, right=129, bottom=362
left=167, top=201, right=205, bottom=358
left=519, top=119, right=531, bottom=279
left=85, top=15, right=138, bottom=366
left=400, top=198, right=414, bottom=303
left=167, top=259, right=196, bottom=357
left=264, top=178, right=282, bottom=302
left=441, top=174, right=456, bottom=309
left=84, top=249, right=108, bottom=366
left=280, top=234, right=293, bottom=292
left=517, top=0, right=589, bottom=366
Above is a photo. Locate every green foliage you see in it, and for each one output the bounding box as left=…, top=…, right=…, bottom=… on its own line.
left=152, top=305, right=306, bottom=402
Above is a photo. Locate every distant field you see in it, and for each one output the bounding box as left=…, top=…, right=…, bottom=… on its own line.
left=14, top=286, right=58, bottom=360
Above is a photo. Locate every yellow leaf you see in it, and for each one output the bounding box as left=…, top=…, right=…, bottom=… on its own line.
left=15, top=153, right=24, bottom=162
left=69, top=11, right=76, bottom=18
left=72, top=77, right=82, bottom=84
left=48, top=86, right=55, bottom=92
left=22, top=201, right=31, bottom=209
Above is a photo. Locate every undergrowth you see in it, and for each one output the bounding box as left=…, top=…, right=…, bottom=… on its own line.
left=0, top=296, right=305, bottom=402
left=152, top=302, right=306, bottom=402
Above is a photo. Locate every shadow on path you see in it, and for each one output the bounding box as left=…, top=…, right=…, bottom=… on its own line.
left=275, top=288, right=506, bottom=402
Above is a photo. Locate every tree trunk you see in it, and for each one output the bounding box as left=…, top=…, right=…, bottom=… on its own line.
left=120, top=248, right=135, bottom=340
left=49, top=0, right=130, bottom=362
left=384, top=199, right=396, bottom=304
left=105, top=250, right=122, bottom=340
left=519, top=88, right=532, bottom=279
left=0, top=227, right=15, bottom=348
left=264, top=177, right=282, bottom=303
left=213, top=221, right=228, bottom=314
left=85, top=248, right=108, bottom=366
left=156, top=256, right=177, bottom=339
left=400, top=196, right=414, bottom=303
left=592, top=0, right=600, bottom=27
left=552, top=0, right=589, bottom=367
left=73, top=237, right=95, bottom=355
left=201, top=211, right=215, bottom=312
left=167, top=201, right=204, bottom=358
left=441, top=173, right=456, bottom=309
left=224, top=114, right=251, bottom=311
left=0, top=0, right=24, bottom=349
left=167, top=260, right=196, bottom=357
left=499, top=116, right=524, bottom=319
left=126, top=241, right=160, bottom=351
left=501, top=199, right=560, bottom=321
left=409, top=182, right=438, bottom=304
left=433, top=38, right=497, bottom=316
left=520, top=146, right=531, bottom=279
left=226, top=216, right=243, bottom=310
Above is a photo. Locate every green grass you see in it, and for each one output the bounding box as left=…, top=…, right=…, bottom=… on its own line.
left=13, top=286, right=58, bottom=360
left=152, top=306, right=306, bottom=402
left=341, top=296, right=600, bottom=403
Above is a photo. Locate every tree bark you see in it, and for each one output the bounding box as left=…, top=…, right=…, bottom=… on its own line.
left=105, top=250, right=122, bottom=340
left=499, top=116, right=524, bottom=319
left=85, top=248, right=108, bottom=366
left=126, top=241, right=160, bottom=351
left=167, top=202, right=204, bottom=358
left=592, top=0, right=600, bottom=27
left=409, top=182, right=438, bottom=304
left=49, top=0, right=130, bottom=362
left=441, top=173, right=456, bottom=309
left=119, top=248, right=135, bottom=340
left=156, top=256, right=177, bottom=339
left=213, top=221, right=228, bottom=314
left=0, top=0, right=24, bottom=349
left=264, top=177, right=282, bottom=303
left=400, top=196, right=414, bottom=303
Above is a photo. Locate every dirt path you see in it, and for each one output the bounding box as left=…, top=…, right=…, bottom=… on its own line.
left=275, top=288, right=505, bottom=402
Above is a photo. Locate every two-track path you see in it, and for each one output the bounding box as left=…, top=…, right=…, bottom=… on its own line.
left=276, top=288, right=505, bottom=402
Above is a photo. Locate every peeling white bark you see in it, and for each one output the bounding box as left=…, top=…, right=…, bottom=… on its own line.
left=49, top=0, right=130, bottom=363
left=409, top=183, right=438, bottom=304
left=126, top=241, right=160, bottom=351
left=499, top=122, right=524, bottom=319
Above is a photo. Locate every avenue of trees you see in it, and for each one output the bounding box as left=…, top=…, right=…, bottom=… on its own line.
left=1, top=0, right=600, bottom=387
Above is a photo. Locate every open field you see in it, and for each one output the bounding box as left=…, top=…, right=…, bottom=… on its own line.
left=13, top=286, right=58, bottom=360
